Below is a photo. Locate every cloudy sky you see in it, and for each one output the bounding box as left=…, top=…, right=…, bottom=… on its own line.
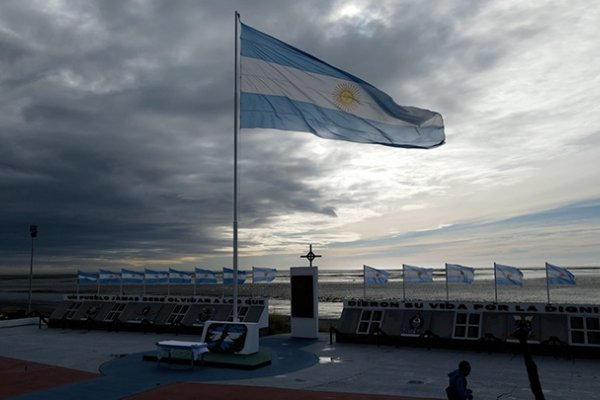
left=1, top=0, right=599, bottom=274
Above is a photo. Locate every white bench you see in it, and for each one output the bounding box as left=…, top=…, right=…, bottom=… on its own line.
left=155, top=340, right=209, bottom=367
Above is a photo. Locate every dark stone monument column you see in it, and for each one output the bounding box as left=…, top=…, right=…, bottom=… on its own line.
left=290, top=245, right=321, bottom=338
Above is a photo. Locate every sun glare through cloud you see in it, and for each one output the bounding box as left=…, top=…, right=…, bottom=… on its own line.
left=0, top=1, right=599, bottom=272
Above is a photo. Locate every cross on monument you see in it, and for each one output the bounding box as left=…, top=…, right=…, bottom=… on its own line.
left=300, top=244, right=321, bottom=267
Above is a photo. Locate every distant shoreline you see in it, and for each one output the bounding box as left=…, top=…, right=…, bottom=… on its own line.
left=0, top=273, right=74, bottom=280
left=5, top=269, right=600, bottom=319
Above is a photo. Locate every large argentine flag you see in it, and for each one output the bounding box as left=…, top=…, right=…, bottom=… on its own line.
left=240, top=23, right=445, bottom=149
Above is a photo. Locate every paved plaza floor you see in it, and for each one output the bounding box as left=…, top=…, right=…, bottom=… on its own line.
left=0, top=322, right=599, bottom=399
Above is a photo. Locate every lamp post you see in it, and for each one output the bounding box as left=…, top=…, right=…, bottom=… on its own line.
left=27, top=225, right=38, bottom=315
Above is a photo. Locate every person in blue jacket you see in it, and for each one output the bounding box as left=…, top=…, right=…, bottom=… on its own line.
left=446, top=360, right=474, bottom=400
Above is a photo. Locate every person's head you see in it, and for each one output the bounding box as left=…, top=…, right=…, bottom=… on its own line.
left=458, top=360, right=471, bottom=376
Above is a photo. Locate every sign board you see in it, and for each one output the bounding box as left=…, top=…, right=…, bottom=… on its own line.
left=201, top=320, right=259, bottom=355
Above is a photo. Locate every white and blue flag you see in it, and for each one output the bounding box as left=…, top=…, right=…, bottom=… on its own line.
left=168, top=268, right=193, bottom=284
left=121, top=268, right=144, bottom=283
left=98, top=269, right=121, bottom=283
left=195, top=268, right=218, bottom=284
left=546, top=262, right=575, bottom=285
left=240, top=23, right=445, bottom=149
left=223, top=267, right=247, bottom=285
left=144, top=269, right=168, bottom=284
left=495, top=263, right=523, bottom=286
left=252, top=267, right=277, bottom=283
left=364, top=265, right=390, bottom=284
left=77, top=270, right=97, bottom=284
left=446, top=264, right=475, bottom=284
left=403, top=264, right=433, bottom=283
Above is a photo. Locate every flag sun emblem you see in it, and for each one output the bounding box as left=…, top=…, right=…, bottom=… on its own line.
left=333, top=83, right=361, bottom=112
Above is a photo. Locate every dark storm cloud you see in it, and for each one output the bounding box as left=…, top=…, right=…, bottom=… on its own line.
left=0, top=1, right=371, bottom=271
left=0, top=0, right=541, bottom=272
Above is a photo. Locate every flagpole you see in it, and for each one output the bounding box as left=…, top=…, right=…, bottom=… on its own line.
left=445, top=263, right=449, bottom=302
left=232, top=10, right=241, bottom=322
left=251, top=266, right=255, bottom=298
left=493, top=262, right=498, bottom=303
left=363, top=265, right=367, bottom=299
left=193, top=271, right=197, bottom=296
left=545, top=262, right=551, bottom=304
left=402, top=264, right=406, bottom=301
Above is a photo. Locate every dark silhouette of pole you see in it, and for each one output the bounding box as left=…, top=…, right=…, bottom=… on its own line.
left=514, top=326, right=545, bottom=400
left=232, top=11, right=240, bottom=322
left=27, top=225, right=38, bottom=315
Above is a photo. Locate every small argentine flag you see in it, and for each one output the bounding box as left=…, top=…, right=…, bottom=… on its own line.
left=546, top=262, right=575, bottom=285
left=240, top=23, right=445, bottom=149
left=77, top=270, right=97, bottom=284
left=446, top=263, right=475, bottom=284
left=168, top=268, right=193, bottom=284
left=195, top=268, right=218, bottom=284
left=144, top=269, right=168, bottom=284
left=253, top=267, right=277, bottom=283
left=495, top=263, right=523, bottom=286
left=364, top=265, right=390, bottom=284
left=121, top=268, right=144, bottom=283
left=223, top=267, right=247, bottom=285
left=403, top=264, right=433, bottom=283
left=98, top=269, right=121, bottom=283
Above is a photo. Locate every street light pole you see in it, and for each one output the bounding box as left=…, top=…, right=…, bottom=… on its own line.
left=27, top=225, right=38, bottom=315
